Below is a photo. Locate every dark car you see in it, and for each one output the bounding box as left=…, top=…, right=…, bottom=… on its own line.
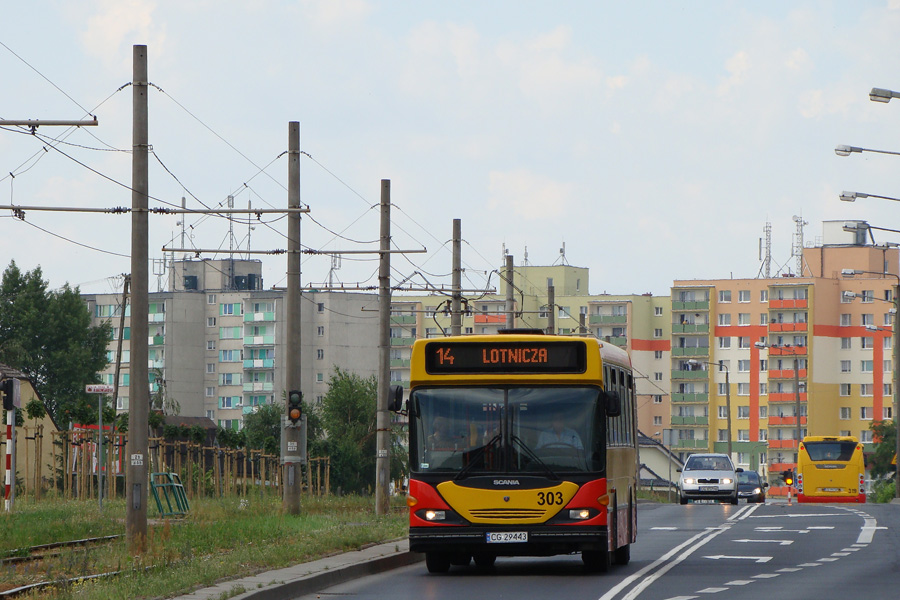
left=737, top=470, right=768, bottom=503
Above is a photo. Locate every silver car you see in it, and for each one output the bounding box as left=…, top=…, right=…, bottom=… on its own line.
left=677, top=453, right=742, bottom=505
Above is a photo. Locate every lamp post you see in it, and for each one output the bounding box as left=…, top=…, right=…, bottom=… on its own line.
left=840, top=191, right=900, bottom=204
left=834, top=144, right=900, bottom=158
left=687, top=359, right=731, bottom=459
left=842, top=268, right=900, bottom=500
left=870, top=87, right=900, bottom=103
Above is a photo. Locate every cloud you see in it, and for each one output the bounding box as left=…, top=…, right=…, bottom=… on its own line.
left=81, top=0, right=164, bottom=66
left=487, top=170, right=573, bottom=219
left=716, top=50, right=751, bottom=96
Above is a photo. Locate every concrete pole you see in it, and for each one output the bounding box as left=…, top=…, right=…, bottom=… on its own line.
left=450, top=219, right=461, bottom=336
left=283, top=122, right=303, bottom=514
left=547, top=285, right=555, bottom=334
left=126, top=44, right=149, bottom=553
left=505, top=255, right=515, bottom=330
left=375, top=180, right=392, bottom=516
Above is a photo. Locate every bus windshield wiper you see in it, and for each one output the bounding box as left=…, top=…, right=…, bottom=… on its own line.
left=454, top=434, right=501, bottom=481
left=511, top=435, right=559, bottom=481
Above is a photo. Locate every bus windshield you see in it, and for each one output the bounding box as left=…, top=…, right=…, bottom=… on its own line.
left=411, top=386, right=604, bottom=475
left=802, top=441, right=858, bottom=462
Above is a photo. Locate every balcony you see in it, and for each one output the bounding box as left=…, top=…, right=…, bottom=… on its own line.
left=767, top=368, right=808, bottom=379
left=670, top=416, right=709, bottom=426
left=244, top=335, right=275, bottom=345
left=671, top=392, right=709, bottom=403
left=390, top=337, right=417, bottom=347
left=390, top=315, right=417, bottom=325
left=672, top=300, right=710, bottom=311
left=767, top=439, right=799, bottom=449
left=390, top=358, right=411, bottom=368
left=671, top=323, right=709, bottom=334
left=672, top=370, right=708, bottom=380
left=602, top=337, right=628, bottom=347
left=474, top=314, right=506, bottom=324
left=768, top=298, right=808, bottom=309
left=768, top=392, right=808, bottom=403
left=149, top=335, right=165, bottom=346
left=674, top=439, right=710, bottom=450
left=242, top=382, right=275, bottom=392
left=768, top=322, right=808, bottom=332
left=768, top=345, right=807, bottom=357
left=589, top=315, right=627, bottom=325
left=768, top=416, right=807, bottom=426
left=671, top=347, right=710, bottom=357
left=243, top=311, right=276, bottom=322
left=243, top=359, right=275, bottom=369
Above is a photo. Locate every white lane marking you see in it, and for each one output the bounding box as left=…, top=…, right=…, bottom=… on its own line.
left=857, top=517, right=881, bottom=544
left=661, top=597, right=698, bottom=600
left=599, top=504, right=760, bottom=600
left=818, top=557, right=839, bottom=562
left=842, top=547, right=861, bottom=551
left=750, top=513, right=844, bottom=519
left=652, top=526, right=678, bottom=530
left=732, top=538, right=793, bottom=545
left=777, top=567, right=802, bottom=572
left=798, top=562, right=822, bottom=567
left=831, top=552, right=850, bottom=556
left=725, top=580, right=754, bottom=585
left=704, top=554, right=771, bottom=563
left=697, top=588, right=728, bottom=593
left=752, top=573, right=780, bottom=579
left=754, top=527, right=809, bottom=533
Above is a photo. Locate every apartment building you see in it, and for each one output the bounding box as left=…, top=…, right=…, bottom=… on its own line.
left=668, top=221, right=898, bottom=481
left=83, top=258, right=380, bottom=430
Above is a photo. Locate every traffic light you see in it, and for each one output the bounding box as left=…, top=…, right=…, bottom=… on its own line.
left=287, top=389, right=302, bottom=426
left=783, top=469, right=794, bottom=486
left=1, top=378, right=13, bottom=411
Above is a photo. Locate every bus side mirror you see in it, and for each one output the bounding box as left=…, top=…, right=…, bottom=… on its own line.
left=605, top=390, right=621, bottom=417
left=388, top=385, right=404, bottom=412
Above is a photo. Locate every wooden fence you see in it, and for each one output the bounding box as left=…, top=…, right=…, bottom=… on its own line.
left=1, top=427, right=330, bottom=501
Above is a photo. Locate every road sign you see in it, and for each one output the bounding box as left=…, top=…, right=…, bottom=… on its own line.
left=86, top=384, right=115, bottom=394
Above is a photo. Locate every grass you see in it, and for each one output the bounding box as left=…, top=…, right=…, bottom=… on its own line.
left=0, top=494, right=408, bottom=599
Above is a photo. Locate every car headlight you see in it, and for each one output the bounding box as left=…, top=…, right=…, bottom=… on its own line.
left=721, top=478, right=733, bottom=485
left=752, top=487, right=761, bottom=495
left=682, top=477, right=695, bottom=485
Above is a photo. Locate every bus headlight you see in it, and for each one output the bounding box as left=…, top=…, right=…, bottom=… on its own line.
left=569, top=509, right=592, bottom=520
left=423, top=510, right=446, bottom=521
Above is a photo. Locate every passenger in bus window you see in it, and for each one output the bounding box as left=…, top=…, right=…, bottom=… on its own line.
left=537, top=418, right=583, bottom=449
left=428, top=416, right=457, bottom=450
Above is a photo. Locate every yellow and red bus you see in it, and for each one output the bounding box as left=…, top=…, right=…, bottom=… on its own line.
left=394, top=331, right=638, bottom=573
left=796, top=435, right=866, bottom=503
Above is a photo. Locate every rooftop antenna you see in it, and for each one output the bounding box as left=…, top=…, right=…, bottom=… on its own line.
left=523, top=245, right=529, bottom=266
left=757, top=221, right=772, bottom=279
left=553, top=242, right=569, bottom=266
left=792, top=215, right=807, bottom=276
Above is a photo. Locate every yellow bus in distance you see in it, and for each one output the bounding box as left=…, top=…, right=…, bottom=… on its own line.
left=796, top=435, right=866, bottom=503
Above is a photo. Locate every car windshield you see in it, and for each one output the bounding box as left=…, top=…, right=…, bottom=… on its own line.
left=685, top=456, right=732, bottom=471
left=738, top=471, right=758, bottom=484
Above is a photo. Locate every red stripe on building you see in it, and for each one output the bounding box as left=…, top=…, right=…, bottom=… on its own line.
left=630, top=339, right=670, bottom=352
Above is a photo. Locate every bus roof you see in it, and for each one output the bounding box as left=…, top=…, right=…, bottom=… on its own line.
left=802, top=435, right=859, bottom=443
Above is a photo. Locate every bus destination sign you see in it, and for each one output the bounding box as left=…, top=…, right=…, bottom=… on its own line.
left=423, top=340, right=586, bottom=374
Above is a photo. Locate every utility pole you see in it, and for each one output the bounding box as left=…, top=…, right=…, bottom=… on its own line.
left=450, top=219, right=462, bottom=336
left=283, top=122, right=303, bottom=514
left=375, top=180, right=392, bottom=516
left=547, top=285, right=555, bottom=334
left=505, top=254, right=515, bottom=330
left=126, top=44, right=149, bottom=554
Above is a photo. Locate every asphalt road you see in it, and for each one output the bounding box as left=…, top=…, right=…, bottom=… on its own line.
left=293, top=500, right=900, bottom=600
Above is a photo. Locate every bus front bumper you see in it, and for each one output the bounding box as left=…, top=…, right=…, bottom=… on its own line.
left=409, top=525, right=608, bottom=556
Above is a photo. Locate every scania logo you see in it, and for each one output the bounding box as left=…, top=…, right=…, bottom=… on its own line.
left=493, top=479, right=519, bottom=486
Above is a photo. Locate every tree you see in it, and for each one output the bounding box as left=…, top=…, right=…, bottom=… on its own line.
left=869, top=420, right=897, bottom=479
left=0, top=261, right=110, bottom=424
left=243, top=401, right=283, bottom=456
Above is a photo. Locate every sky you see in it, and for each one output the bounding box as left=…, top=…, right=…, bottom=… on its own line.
left=3, top=1, right=900, bottom=299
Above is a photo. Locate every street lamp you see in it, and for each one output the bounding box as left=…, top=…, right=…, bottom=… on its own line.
left=870, top=87, right=900, bottom=103
left=840, top=191, right=900, bottom=203
left=842, top=268, right=900, bottom=500
left=835, top=144, right=900, bottom=158
left=687, top=358, right=731, bottom=459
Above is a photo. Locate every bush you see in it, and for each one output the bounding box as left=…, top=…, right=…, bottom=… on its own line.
left=873, top=478, right=896, bottom=503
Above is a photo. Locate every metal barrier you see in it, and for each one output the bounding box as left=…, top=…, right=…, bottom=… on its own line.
left=150, top=472, right=190, bottom=517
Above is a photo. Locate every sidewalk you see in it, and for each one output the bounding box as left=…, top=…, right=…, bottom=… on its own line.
left=175, top=539, right=423, bottom=600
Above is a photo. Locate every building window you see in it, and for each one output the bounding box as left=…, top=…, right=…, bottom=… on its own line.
left=718, top=406, right=728, bottom=418
left=840, top=360, right=851, bottom=373
left=655, top=306, right=663, bottom=316
left=719, top=337, right=731, bottom=349
left=317, top=303, right=325, bottom=313
left=840, top=314, right=852, bottom=326
left=840, top=407, right=851, bottom=420
left=737, top=430, right=750, bottom=442
left=654, top=372, right=663, bottom=381
left=719, top=290, right=732, bottom=303
left=316, top=373, right=324, bottom=383
left=759, top=382, right=767, bottom=395
left=207, top=340, right=215, bottom=351
left=718, top=314, right=731, bottom=326
left=862, top=290, right=874, bottom=303
left=840, top=383, right=851, bottom=396
left=759, top=430, right=768, bottom=442
left=738, top=313, right=750, bottom=325
left=654, top=350, right=663, bottom=359
left=738, top=337, right=750, bottom=349
left=861, top=337, right=874, bottom=349
left=717, top=429, right=728, bottom=442
left=207, top=317, right=216, bottom=327
left=205, top=387, right=215, bottom=397
left=317, top=326, right=325, bottom=336
left=759, top=406, right=767, bottom=419
left=841, top=337, right=852, bottom=350
left=859, top=360, right=874, bottom=373
left=653, top=395, right=663, bottom=403
left=317, top=349, right=324, bottom=360
left=860, top=384, right=872, bottom=397
left=738, top=360, right=750, bottom=372
left=653, top=328, right=663, bottom=338
left=886, top=406, right=894, bottom=420
left=206, top=363, right=215, bottom=374
left=737, top=406, right=750, bottom=419
left=207, top=294, right=216, bottom=304
left=653, top=416, right=662, bottom=425
left=718, top=383, right=727, bottom=395
left=861, top=314, right=874, bottom=326
left=760, top=290, right=768, bottom=302
left=738, top=290, right=750, bottom=303
left=885, top=383, right=893, bottom=397
left=860, top=430, right=874, bottom=443
left=737, top=382, right=749, bottom=396
left=861, top=406, right=873, bottom=420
